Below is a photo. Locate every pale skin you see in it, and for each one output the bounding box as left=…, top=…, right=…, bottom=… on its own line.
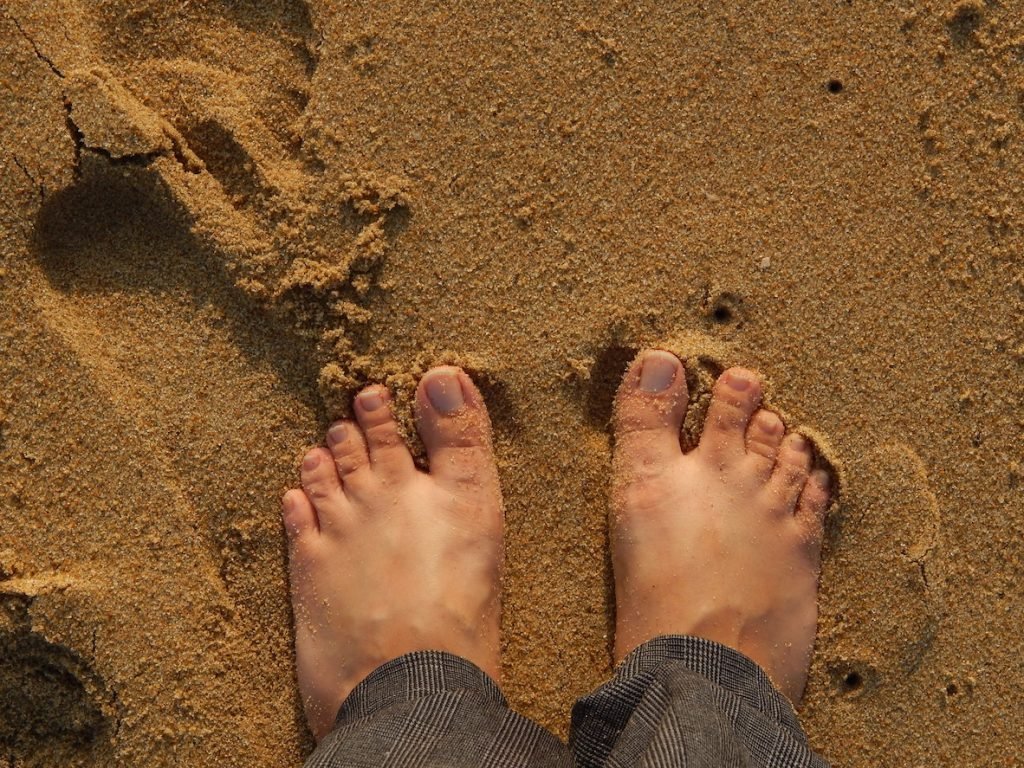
left=282, top=351, right=830, bottom=741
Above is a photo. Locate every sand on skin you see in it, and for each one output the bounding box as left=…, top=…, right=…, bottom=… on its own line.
left=1, top=0, right=1023, bottom=765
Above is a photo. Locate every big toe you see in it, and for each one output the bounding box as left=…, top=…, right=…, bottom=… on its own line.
left=612, top=350, right=689, bottom=471
left=415, top=367, right=498, bottom=489
left=698, top=367, right=763, bottom=460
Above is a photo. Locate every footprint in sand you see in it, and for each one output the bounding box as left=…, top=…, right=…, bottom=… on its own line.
left=33, top=0, right=427, bottom=552
left=55, top=0, right=413, bottom=414
left=0, top=566, right=116, bottom=764
left=805, top=443, right=944, bottom=711
left=16, top=1, right=418, bottom=763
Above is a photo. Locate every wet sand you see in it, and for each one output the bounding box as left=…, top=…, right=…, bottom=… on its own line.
left=1, top=1, right=1023, bottom=765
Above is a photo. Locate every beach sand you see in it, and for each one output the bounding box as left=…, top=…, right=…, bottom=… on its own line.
left=1, top=0, right=1022, bottom=764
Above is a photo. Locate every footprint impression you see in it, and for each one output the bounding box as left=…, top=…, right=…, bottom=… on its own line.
left=804, top=442, right=945, bottom=749
left=0, top=566, right=116, bottom=765
left=16, top=0, right=416, bottom=761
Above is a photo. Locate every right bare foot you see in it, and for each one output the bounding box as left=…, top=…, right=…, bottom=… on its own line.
left=281, top=367, right=504, bottom=741
left=610, top=350, right=832, bottom=702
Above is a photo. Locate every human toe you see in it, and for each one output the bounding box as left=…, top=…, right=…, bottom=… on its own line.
left=354, top=385, right=416, bottom=479
left=415, top=367, right=497, bottom=487
left=698, top=367, right=763, bottom=457
left=795, top=468, right=831, bottom=548
left=325, top=419, right=372, bottom=483
left=612, top=350, right=688, bottom=467
left=300, top=447, right=351, bottom=525
left=745, top=408, right=784, bottom=479
left=766, top=432, right=813, bottom=513
left=282, top=488, right=319, bottom=544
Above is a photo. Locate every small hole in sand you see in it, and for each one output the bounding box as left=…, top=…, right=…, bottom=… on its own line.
left=947, top=2, right=983, bottom=46
left=705, top=292, right=743, bottom=329
left=842, top=671, right=863, bottom=692
left=946, top=682, right=959, bottom=697
left=827, top=79, right=844, bottom=94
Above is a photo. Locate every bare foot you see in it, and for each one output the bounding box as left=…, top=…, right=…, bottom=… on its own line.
left=610, top=350, right=831, bottom=702
left=282, top=367, right=504, bottom=740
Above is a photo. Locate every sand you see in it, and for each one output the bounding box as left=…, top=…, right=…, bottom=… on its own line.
left=1, top=0, right=1022, bottom=765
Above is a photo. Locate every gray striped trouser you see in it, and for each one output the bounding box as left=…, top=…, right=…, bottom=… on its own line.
left=305, top=635, right=831, bottom=768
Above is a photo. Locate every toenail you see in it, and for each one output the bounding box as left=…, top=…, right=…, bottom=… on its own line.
left=792, top=435, right=810, bottom=452
left=812, top=469, right=831, bottom=489
left=283, top=493, right=297, bottom=513
left=638, top=352, right=677, bottom=393
left=726, top=369, right=753, bottom=391
left=425, top=370, right=465, bottom=414
left=302, top=452, right=320, bottom=470
left=358, top=390, right=385, bottom=411
left=761, top=414, right=783, bottom=434
left=327, top=423, right=348, bottom=444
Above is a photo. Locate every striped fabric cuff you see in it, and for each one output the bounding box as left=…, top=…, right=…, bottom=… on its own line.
left=335, top=651, right=508, bottom=726
left=617, top=635, right=803, bottom=733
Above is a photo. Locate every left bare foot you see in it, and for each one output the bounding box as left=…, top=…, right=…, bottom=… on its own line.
left=282, top=366, right=504, bottom=740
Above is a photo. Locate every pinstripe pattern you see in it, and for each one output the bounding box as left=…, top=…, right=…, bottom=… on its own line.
left=571, top=636, right=830, bottom=768
left=304, top=637, right=831, bottom=768
left=305, top=652, right=571, bottom=768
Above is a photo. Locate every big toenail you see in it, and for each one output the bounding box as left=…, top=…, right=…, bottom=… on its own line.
left=425, top=370, right=465, bottom=413
left=358, top=390, right=385, bottom=411
left=302, top=452, right=320, bottom=470
left=727, top=370, right=752, bottom=390
left=327, top=423, right=348, bottom=444
left=639, top=352, right=677, bottom=393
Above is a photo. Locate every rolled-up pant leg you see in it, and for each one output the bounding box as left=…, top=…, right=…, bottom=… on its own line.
left=304, top=650, right=571, bottom=768
left=569, top=636, right=832, bottom=768
left=305, top=636, right=830, bottom=768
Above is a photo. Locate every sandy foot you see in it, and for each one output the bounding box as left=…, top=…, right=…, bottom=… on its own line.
left=281, top=367, right=504, bottom=740
left=610, top=350, right=831, bottom=702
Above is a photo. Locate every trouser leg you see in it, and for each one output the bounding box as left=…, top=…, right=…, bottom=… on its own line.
left=304, top=651, right=572, bottom=768
left=569, top=636, right=831, bottom=768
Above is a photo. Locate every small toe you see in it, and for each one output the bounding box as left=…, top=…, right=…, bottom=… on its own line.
left=354, top=386, right=416, bottom=480
left=282, top=488, right=319, bottom=544
left=612, top=350, right=689, bottom=469
left=699, top=368, right=763, bottom=458
left=745, top=409, right=784, bottom=479
left=795, top=469, right=831, bottom=560
left=766, top=432, right=813, bottom=514
left=300, top=447, right=350, bottom=525
left=415, top=367, right=497, bottom=488
left=325, top=419, right=372, bottom=486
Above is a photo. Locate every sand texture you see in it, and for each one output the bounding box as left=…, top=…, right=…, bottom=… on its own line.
left=1, top=0, right=1023, bottom=765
